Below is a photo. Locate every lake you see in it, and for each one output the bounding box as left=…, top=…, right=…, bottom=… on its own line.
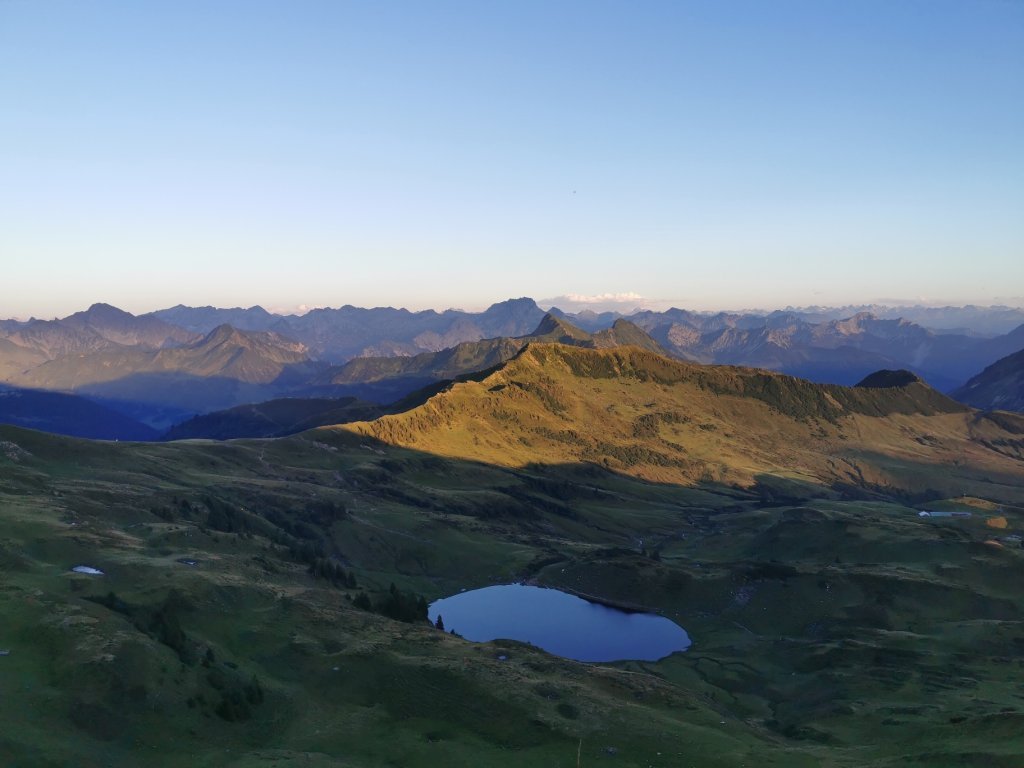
left=428, top=584, right=691, bottom=662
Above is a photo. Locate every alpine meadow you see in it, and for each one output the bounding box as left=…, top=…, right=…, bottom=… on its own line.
left=2, top=2, right=1023, bottom=767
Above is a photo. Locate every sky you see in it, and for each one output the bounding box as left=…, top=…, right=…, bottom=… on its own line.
left=1, top=0, right=1022, bottom=319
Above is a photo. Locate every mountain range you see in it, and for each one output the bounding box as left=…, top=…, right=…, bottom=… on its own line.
left=150, top=297, right=549, bottom=360
left=1, top=299, right=1022, bottom=439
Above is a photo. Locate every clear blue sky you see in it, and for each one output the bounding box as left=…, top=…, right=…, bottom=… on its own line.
left=2, top=0, right=1022, bottom=318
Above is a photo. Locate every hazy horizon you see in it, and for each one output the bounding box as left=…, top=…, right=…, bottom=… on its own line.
left=3, top=1, right=1022, bottom=319
left=6, top=294, right=1024, bottom=324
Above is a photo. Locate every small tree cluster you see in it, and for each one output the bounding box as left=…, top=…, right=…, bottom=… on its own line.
left=377, top=583, right=428, bottom=623
left=308, top=557, right=357, bottom=588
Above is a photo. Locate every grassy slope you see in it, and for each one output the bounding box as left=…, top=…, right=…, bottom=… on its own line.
left=340, top=344, right=1020, bottom=501
left=1, top=346, right=1023, bottom=766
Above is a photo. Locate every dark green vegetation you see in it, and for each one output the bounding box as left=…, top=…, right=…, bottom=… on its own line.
left=954, top=348, right=1024, bottom=413
left=2, top=344, right=1023, bottom=766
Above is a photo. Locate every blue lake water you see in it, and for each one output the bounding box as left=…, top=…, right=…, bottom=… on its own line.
left=428, top=584, right=691, bottom=662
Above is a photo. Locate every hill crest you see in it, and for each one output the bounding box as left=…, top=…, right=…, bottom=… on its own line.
left=335, top=343, right=976, bottom=489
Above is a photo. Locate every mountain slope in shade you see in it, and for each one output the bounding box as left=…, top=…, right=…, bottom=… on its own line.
left=12, top=324, right=315, bottom=391
left=952, top=348, right=1024, bottom=412
left=335, top=343, right=1006, bottom=494
left=163, top=396, right=382, bottom=440
left=7, top=325, right=327, bottom=426
left=0, top=386, right=158, bottom=440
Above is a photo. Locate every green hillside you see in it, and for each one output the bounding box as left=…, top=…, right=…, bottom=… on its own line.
left=341, top=344, right=1009, bottom=497
left=2, top=346, right=1023, bottom=766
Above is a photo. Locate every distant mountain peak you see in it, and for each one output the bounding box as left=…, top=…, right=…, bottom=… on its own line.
left=69, top=302, right=136, bottom=323
left=202, top=323, right=248, bottom=345
left=530, top=312, right=591, bottom=340
left=196, top=324, right=309, bottom=360
left=85, top=302, right=129, bottom=314
left=485, top=297, right=540, bottom=312
left=610, top=317, right=640, bottom=330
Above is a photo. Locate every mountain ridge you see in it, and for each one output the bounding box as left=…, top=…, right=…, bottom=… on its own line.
left=336, top=343, right=987, bottom=491
left=953, top=347, right=1024, bottom=412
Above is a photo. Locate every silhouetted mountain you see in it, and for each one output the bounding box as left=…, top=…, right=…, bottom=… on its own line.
left=952, top=348, right=1024, bottom=413
left=475, top=297, right=549, bottom=337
